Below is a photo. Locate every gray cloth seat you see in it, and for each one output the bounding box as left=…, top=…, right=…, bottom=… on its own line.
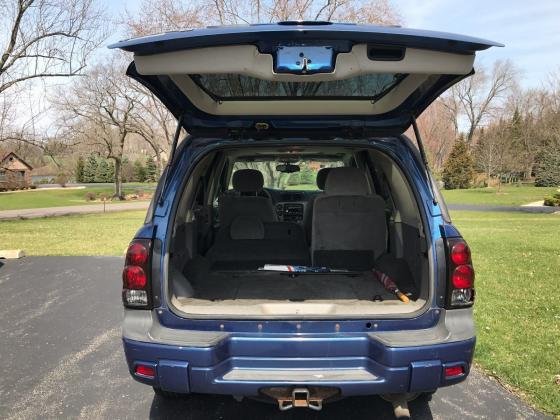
left=311, top=167, right=387, bottom=270
left=207, top=216, right=310, bottom=270
left=218, top=169, right=277, bottom=227
left=304, top=167, right=331, bottom=241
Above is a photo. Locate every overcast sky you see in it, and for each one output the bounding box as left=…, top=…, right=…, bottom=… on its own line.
left=107, top=0, right=560, bottom=89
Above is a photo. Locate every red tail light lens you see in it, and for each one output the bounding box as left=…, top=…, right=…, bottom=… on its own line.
left=122, top=239, right=152, bottom=308
left=444, top=366, right=464, bottom=378
left=126, top=242, right=149, bottom=266
left=450, top=242, right=470, bottom=265
left=123, top=266, right=147, bottom=289
left=135, top=364, right=155, bottom=378
left=452, top=265, right=474, bottom=289
left=446, top=237, right=475, bottom=308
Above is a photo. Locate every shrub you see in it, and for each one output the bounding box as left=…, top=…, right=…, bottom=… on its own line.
left=84, top=192, right=97, bottom=201
left=55, top=173, right=68, bottom=187
left=543, top=192, right=560, bottom=207
left=442, top=141, right=475, bottom=190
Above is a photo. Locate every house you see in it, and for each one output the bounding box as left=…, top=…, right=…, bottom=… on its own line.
left=31, top=165, right=58, bottom=184
left=0, top=152, right=33, bottom=189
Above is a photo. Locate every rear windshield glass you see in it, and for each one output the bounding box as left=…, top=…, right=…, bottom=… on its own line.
left=191, top=73, right=405, bottom=100
left=230, top=159, right=344, bottom=191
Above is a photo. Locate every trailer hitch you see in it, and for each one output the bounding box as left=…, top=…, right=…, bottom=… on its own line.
left=261, top=386, right=339, bottom=411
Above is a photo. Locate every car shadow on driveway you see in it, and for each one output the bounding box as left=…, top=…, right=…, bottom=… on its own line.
left=149, top=393, right=434, bottom=419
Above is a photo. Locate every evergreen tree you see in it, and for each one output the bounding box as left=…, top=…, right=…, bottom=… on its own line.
left=107, top=160, right=115, bottom=182
left=535, top=150, right=560, bottom=187
left=96, top=159, right=112, bottom=183
left=83, top=155, right=98, bottom=183
left=133, top=159, right=147, bottom=182
left=75, top=156, right=85, bottom=183
left=442, top=140, right=475, bottom=190
left=145, top=157, right=158, bottom=182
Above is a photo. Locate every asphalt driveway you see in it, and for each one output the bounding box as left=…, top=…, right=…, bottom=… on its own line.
left=0, top=257, right=550, bottom=419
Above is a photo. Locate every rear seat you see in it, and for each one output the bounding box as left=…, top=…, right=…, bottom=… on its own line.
left=206, top=216, right=310, bottom=270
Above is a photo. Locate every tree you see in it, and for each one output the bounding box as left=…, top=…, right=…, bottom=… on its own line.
left=535, top=150, right=560, bottom=187
left=145, top=157, right=158, bottom=182
left=124, top=0, right=401, bottom=35
left=443, top=60, right=517, bottom=144
left=133, top=159, right=147, bottom=183
left=442, top=140, right=475, bottom=190
left=57, top=59, right=140, bottom=199
left=75, top=156, right=85, bottom=183
left=0, top=0, right=106, bottom=94
left=83, top=154, right=97, bottom=183
left=96, top=158, right=114, bottom=182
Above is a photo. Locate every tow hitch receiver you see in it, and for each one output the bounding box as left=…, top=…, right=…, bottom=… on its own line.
left=261, top=387, right=339, bottom=411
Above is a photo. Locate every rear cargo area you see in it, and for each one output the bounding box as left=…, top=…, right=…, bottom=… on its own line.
left=167, top=144, right=430, bottom=318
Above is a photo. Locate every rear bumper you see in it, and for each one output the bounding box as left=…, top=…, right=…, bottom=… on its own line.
left=122, top=309, right=475, bottom=396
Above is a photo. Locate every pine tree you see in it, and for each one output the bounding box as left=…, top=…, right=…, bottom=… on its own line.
left=442, top=140, right=475, bottom=190
left=145, top=157, right=158, bottom=182
left=133, top=159, right=147, bottom=182
left=75, top=156, right=85, bottom=183
left=83, top=155, right=98, bottom=183
left=96, top=159, right=112, bottom=183
left=535, top=150, right=560, bottom=187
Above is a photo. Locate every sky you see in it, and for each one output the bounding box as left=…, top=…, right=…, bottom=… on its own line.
left=106, top=0, right=560, bottom=89
left=395, top=0, right=560, bottom=88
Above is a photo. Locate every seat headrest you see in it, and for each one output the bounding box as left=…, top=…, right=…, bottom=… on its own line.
left=232, top=169, right=264, bottom=193
left=316, top=167, right=331, bottom=190
left=324, top=167, right=370, bottom=196
left=230, top=216, right=265, bottom=240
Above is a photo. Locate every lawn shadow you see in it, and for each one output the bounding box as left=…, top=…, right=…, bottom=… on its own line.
left=149, top=393, right=434, bottom=419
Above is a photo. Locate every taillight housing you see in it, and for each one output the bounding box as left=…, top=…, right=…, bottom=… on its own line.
left=445, top=237, right=475, bottom=308
left=122, top=239, right=152, bottom=308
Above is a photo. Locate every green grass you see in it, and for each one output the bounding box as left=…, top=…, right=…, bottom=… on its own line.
left=0, top=211, right=146, bottom=255
left=0, top=183, right=155, bottom=211
left=284, top=183, right=319, bottom=191
left=452, top=211, right=560, bottom=415
left=441, top=185, right=559, bottom=206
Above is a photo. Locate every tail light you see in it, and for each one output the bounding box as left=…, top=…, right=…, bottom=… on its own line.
left=445, top=237, right=475, bottom=308
left=122, top=239, right=152, bottom=308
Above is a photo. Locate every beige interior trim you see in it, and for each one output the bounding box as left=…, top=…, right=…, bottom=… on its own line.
left=135, top=44, right=474, bottom=79
left=133, top=43, right=474, bottom=117
left=171, top=296, right=426, bottom=317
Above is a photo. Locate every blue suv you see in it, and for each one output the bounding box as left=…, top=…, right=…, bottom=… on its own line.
left=110, top=22, right=499, bottom=416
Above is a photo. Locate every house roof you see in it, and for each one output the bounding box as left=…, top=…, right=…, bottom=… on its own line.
left=31, top=165, right=58, bottom=176
left=1, top=152, right=33, bottom=170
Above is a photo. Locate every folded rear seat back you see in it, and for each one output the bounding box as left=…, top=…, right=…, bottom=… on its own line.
left=207, top=216, right=310, bottom=270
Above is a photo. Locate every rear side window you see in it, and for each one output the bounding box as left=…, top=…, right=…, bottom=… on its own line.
left=191, top=73, right=405, bottom=100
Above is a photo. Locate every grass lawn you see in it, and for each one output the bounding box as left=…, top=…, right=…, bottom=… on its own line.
left=0, top=183, right=155, bottom=211
left=0, top=211, right=146, bottom=255
left=452, top=210, right=560, bottom=415
left=441, top=185, right=559, bottom=206
left=284, top=183, right=319, bottom=191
